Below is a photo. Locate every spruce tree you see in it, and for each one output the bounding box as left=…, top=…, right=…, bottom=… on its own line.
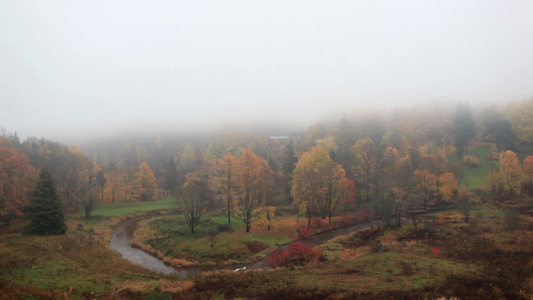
left=24, top=167, right=67, bottom=235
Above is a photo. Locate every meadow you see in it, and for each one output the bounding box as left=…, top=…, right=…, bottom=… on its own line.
left=1, top=160, right=533, bottom=299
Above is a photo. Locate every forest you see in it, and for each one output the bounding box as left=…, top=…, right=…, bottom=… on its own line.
left=1, top=99, right=533, bottom=299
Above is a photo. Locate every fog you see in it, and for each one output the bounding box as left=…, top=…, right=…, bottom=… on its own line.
left=1, top=1, right=533, bottom=144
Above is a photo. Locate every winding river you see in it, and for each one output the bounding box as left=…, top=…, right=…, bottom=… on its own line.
left=110, top=216, right=369, bottom=278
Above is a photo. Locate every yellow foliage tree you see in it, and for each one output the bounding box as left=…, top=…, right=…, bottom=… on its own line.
left=233, top=149, right=271, bottom=233
left=412, top=169, right=438, bottom=210
left=292, top=146, right=350, bottom=227
left=498, top=150, right=522, bottom=197
left=134, top=162, right=157, bottom=202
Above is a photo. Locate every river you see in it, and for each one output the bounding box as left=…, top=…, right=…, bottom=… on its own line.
left=110, top=216, right=369, bottom=278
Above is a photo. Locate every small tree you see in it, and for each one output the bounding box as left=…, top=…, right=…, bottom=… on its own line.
left=24, top=168, right=67, bottom=235
left=179, top=173, right=211, bottom=234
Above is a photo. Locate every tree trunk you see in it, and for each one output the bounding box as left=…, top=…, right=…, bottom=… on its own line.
left=227, top=201, right=231, bottom=225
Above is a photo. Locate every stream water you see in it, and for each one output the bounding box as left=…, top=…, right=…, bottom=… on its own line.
left=110, top=216, right=368, bottom=278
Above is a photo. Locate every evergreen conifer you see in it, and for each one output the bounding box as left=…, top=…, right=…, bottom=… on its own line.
left=24, top=167, right=67, bottom=235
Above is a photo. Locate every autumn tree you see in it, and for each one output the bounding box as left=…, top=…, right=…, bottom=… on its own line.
left=282, top=140, right=298, bottom=200
left=134, top=162, right=158, bottom=201
left=391, top=186, right=409, bottom=226
left=498, top=150, right=522, bottom=197
left=315, top=136, right=339, bottom=159
left=320, top=163, right=350, bottom=224
left=292, top=146, right=349, bottom=227
left=216, top=153, right=237, bottom=225
left=69, top=146, right=105, bottom=217
left=522, top=156, right=533, bottom=184
left=506, top=98, right=533, bottom=144
left=352, top=137, right=377, bottom=200
left=438, top=172, right=458, bottom=203
left=162, top=157, right=179, bottom=197
left=104, top=170, right=125, bottom=204
left=233, top=149, right=271, bottom=233
left=0, top=138, right=38, bottom=225
left=179, top=173, right=211, bottom=234
left=24, top=167, right=67, bottom=235
left=455, top=184, right=474, bottom=222
left=72, top=168, right=101, bottom=218
left=412, top=169, right=438, bottom=210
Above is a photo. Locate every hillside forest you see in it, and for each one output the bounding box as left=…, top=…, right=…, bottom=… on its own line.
left=1, top=100, right=533, bottom=299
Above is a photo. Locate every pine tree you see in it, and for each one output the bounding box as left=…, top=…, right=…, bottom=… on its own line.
left=23, top=167, right=67, bottom=235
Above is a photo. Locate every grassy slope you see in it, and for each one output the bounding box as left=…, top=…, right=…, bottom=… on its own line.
left=136, top=212, right=295, bottom=265
left=290, top=206, right=533, bottom=298
left=448, top=143, right=492, bottom=189
left=87, top=197, right=180, bottom=217
left=0, top=198, right=185, bottom=299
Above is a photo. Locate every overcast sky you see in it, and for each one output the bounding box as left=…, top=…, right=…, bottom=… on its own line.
left=1, top=1, right=533, bottom=143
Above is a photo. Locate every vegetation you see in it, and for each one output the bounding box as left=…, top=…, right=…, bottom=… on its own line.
left=131, top=213, right=295, bottom=265
left=23, top=168, right=67, bottom=235
left=1, top=99, right=533, bottom=298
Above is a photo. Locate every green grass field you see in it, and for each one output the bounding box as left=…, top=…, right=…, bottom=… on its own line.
left=86, top=197, right=180, bottom=218
left=137, top=212, right=294, bottom=264
left=448, top=144, right=492, bottom=189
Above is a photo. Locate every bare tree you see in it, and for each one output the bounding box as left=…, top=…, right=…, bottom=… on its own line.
left=179, top=173, right=211, bottom=234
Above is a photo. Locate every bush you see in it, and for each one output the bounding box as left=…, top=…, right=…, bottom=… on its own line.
left=244, top=240, right=268, bottom=253
left=216, top=224, right=234, bottom=233
left=503, top=209, right=521, bottom=230
left=340, top=215, right=357, bottom=227
left=266, top=242, right=324, bottom=267
left=293, top=224, right=314, bottom=238
left=463, top=155, right=481, bottom=167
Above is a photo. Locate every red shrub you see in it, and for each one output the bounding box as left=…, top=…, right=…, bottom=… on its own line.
left=293, top=219, right=334, bottom=238
left=293, top=224, right=314, bottom=238
left=311, top=218, right=333, bottom=232
left=340, top=215, right=357, bottom=227
left=244, top=240, right=268, bottom=253
left=266, top=242, right=324, bottom=267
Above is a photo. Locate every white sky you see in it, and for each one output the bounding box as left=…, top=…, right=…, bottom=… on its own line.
left=1, top=1, right=533, bottom=142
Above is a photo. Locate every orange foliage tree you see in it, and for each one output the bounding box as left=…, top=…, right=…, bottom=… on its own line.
left=0, top=138, right=38, bottom=225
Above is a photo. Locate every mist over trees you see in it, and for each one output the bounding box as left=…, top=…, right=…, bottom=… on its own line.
left=1, top=98, right=533, bottom=229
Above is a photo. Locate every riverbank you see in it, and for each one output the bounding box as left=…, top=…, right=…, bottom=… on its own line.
left=1, top=203, right=531, bottom=299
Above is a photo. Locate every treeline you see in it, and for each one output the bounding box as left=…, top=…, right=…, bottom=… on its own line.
left=1, top=98, right=533, bottom=228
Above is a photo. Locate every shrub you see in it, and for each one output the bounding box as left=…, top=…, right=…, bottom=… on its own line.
left=244, top=240, right=268, bottom=253
left=340, top=215, right=357, bottom=227
left=216, top=224, right=234, bottom=233
left=369, top=240, right=386, bottom=253
left=293, top=224, right=314, bottom=238
left=266, top=242, right=323, bottom=267
left=463, top=155, right=481, bottom=167
left=503, top=209, right=521, bottom=230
